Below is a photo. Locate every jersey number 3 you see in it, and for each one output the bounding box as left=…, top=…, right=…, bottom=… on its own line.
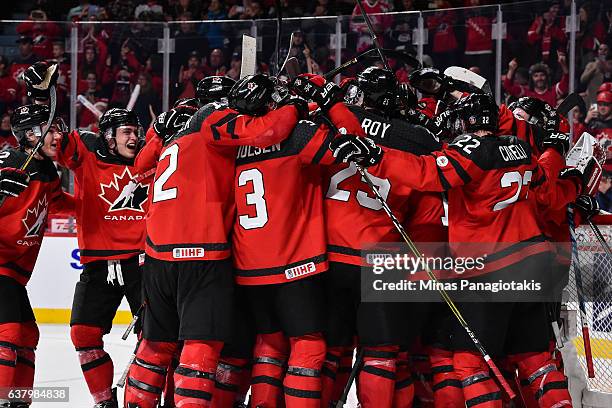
left=238, top=168, right=269, bottom=230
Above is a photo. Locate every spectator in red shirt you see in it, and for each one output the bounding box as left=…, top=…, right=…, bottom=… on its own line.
left=77, top=71, right=107, bottom=129
left=0, top=57, right=18, bottom=116
left=527, top=2, right=567, bottom=65
left=575, top=90, right=612, bottom=148
left=0, top=113, right=18, bottom=151
left=503, top=54, right=569, bottom=107
left=427, top=1, right=459, bottom=71
left=175, top=51, right=205, bottom=99
left=463, top=0, right=494, bottom=82
left=576, top=2, right=607, bottom=70
left=16, top=9, right=62, bottom=60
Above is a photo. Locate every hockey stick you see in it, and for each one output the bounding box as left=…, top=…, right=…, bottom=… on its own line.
left=77, top=94, right=103, bottom=118
left=117, top=336, right=142, bottom=388
left=0, top=85, right=57, bottom=208
left=323, top=48, right=421, bottom=80
left=274, top=0, right=282, bottom=75
left=355, top=0, right=390, bottom=70
left=588, top=220, right=612, bottom=258
left=557, top=92, right=586, bottom=117
left=122, top=302, right=145, bottom=340
left=319, top=115, right=516, bottom=399
left=336, top=348, right=363, bottom=408
left=568, top=208, right=595, bottom=378
left=278, top=32, right=296, bottom=75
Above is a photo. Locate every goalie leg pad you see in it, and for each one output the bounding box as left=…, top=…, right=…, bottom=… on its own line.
left=358, top=345, right=399, bottom=408
left=453, top=351, right=502, bottom=408
left=393, top=350, right=415, bottom=408
left=124, top=339, right=177, bottom=408
left=411, top=350, right=434, bottom=407
left=511, top=351, right=572, bottom=408
left=250, top=332, right=289, bottom=408
left=174, top=339, right=223, bottom=407
left=70, top=324, right=114, bottom=403
left=333, top=347, right=355, bottom=403
left=429, top=347, right=464, bottom=408
left=0, top=323, right=19, bottom=388
left=283, top=333, right=326, bottom=408
left=211, top=356, right=250, bottom=408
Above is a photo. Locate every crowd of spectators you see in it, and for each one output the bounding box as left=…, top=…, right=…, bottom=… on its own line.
left=0, top=0, right=610, bottom=207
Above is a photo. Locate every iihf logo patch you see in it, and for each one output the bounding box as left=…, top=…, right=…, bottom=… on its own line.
left=22, top=195, right=48, bottom=238
left=99, top=167, right=149, bottom=213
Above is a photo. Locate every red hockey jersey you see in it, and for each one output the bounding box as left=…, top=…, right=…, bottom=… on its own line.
left=233, top=103, right=363, bottom=285
left=145, top=103, right=300, bottom=262
left=324, top=106, right=447, bottom=266
left=56, top=130, right=151, bottom=264
left=0, top=149, right=71, bottom=285
left=134, top=127, right=163, bottom=176
left=384, top=133, right=565, bottom=278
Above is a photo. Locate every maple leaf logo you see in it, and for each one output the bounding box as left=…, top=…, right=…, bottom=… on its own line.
left=22, top=194, right=49, bottom=238
left=99, top=167, right=149, bottom=213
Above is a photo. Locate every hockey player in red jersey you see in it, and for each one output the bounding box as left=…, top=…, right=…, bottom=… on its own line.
left=333, top=94, right=573, bottom=408
left=0, top=104, right=73, bottom=407
left=317, top=67, right=448, bottom=408
left=134, top=76, right=235, bottom=176
left=47, top=106, right=149, bottom=408
left=124, top=74, right=303, bottom=408
left=232, top=73, right=367, bottom=408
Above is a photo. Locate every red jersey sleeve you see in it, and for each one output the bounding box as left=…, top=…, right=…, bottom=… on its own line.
left=49, top=189, right=76, bottom=216
left=204, top=105, right=299, bottom=148
left=56, top=129, right=93, bottom=170
left=134, top=128, right=162, bottom=175
left=384, top=135, right=485, bottom=192
left=327, top=103, right=366, bottom=136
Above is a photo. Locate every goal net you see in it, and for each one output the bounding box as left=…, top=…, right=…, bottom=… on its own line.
left=566, top=214, right=612, bottom=395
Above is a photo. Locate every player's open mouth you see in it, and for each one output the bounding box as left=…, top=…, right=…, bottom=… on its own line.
left=126, top=142, right=137, bottom=150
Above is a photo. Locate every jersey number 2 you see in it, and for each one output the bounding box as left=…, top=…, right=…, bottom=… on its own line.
left=152, top=144, right=179, bottom=203
left=238, top=169, right=269, bottom=229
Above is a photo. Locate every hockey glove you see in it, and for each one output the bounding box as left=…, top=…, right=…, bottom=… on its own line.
left=272, top=87, right=309, bottom=120
left=290, top=74, right=343, bottom=111
left=541, top=132, right=570, bottom=156
left=330, top=134, right=383, bottom=167
left=0, top=167, right=30, bottom=197
left=21, top=61, right=58, bottom=101
left=574, top=194, right=600, bottom=219
left=559, top=156, right=602, bottom=196
left=153, top=105, right=196, bottom=145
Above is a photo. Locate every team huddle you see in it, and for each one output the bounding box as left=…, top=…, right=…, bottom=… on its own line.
left=0, top=58, right=604, bottom=408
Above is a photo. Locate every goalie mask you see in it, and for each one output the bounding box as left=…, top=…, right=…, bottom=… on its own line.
left=98, top=108, right=143, bottom=159
left=228, top=74, right=275, bottom=116
left=196, top=76, right=236, bottom=105
left=357, top=66, right=399, bottom=113
left=452, top=94, right=499, bottom=134
left=11, top=103, right=67, bottom=148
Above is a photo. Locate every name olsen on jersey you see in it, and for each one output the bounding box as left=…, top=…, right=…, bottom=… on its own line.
left=237, top=143, right=281, bottom=159
left=498, top=144, right=528, bottom=162
left=285, top=262, right=316, bottom=280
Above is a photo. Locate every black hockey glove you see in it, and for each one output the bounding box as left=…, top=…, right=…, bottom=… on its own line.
left=574, top=194, right=600, bottom=219
left=0, top=167, right=30, bottom=197
left=21, top=61, right=58, bottom=101
left=272, top=86, right=309, bottom=120
left=329, top=134, right=383, bottom=167
left=290, top=74, right=343, bottom=111
left=541, top=132, right=570, bottom=156
left=153, top=105, right=196, bottom=145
